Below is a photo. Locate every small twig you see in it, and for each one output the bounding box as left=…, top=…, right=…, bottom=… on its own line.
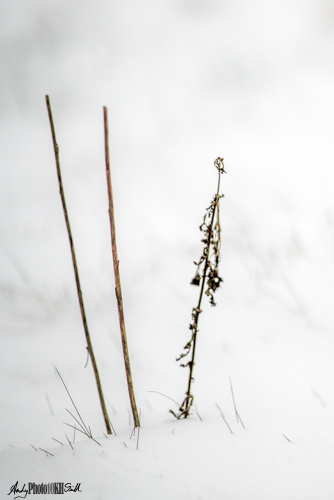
left=72, top=425, right=76, bottom=444
left=196, top=412, right=203, bottom=421
left=52, top=438, right=64, bottom=446
left=65, top=434, right=74, bottom=451
left=46, top=96, right=112, bottom=435
left=123, top=441, right=127, bottom=447
left=148, top=391, right=181, bottom=407
left=103, top=433, right=109, bottom=439
left=282, top=434, right=291, bottom=443
left=39, top=448, right=54, bottom=457
left=103, top=106, right=140, bottom=429
left=30, top=444, right=38, bottom=451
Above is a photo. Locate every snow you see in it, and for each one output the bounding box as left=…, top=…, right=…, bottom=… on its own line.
left=1, top=0, right=334, bottom=498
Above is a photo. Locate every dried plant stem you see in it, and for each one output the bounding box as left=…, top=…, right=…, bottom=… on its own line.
left=176, top=158, right=225, bottom=418
left=184, top=218, right=216, bottom=412
left=103, top=106, right=140, bottom=428
left=45, top=96, right=112, bottom=435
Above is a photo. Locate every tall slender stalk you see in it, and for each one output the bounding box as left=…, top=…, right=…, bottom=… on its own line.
left=45, top=95, right=112, bottom=435
left=172, top=158, right=225, bottom=419
left=103, top=106, right=140, bottom=428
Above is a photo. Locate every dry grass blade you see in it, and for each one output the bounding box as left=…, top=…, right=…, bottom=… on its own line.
left=236, top=412, right=245, bottom=429
left=52, top=438, right=64, bottom=446
left=219, top=413, right=233, bottom=434
left=65, top=408, right=90, bottom=437
left=107, top=416, right=117, bottom=436
left=148, top=391, right=181, bottom=407
left=215, top=403, right=225, bottom=418
left=65, top=434, right=74, bottom=451
left=229, top=376, right=238, bottom=423
left=229, top=377, right=245, bottom=429
left=55, top=368, right=90, bottom=435
left=215, top=403, right=233, bottom=434
left=63, top=422, right=101, bottom=446
left=39, top=448, right=54, bottom=457
left=45, top=393, right=54, bottom=415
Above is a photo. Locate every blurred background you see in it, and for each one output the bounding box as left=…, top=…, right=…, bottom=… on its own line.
left=1, top=0, right=334, bottom=446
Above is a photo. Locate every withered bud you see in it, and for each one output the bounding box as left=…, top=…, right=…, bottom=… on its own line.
left=191, top=273, right=201, bottom=286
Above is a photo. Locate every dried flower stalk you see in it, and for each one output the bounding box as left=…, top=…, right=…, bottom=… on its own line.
left=171, top=157, right=225, bottom=419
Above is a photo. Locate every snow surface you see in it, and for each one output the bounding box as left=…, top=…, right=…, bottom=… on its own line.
left=1, top=0, right=334, bottom=498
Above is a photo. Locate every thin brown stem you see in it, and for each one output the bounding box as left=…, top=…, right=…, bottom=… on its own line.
left=103, top=106, right=140, bottom=428
left=45, top=96, right=112, bottom=435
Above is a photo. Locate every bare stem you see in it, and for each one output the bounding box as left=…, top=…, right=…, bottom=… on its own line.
left=45, top=95, right=112, bottom=435
left=103, top=106, right=140, bottom=428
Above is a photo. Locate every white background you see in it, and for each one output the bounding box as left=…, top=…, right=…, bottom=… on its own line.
left=1, top=1, right=334, bottom=498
